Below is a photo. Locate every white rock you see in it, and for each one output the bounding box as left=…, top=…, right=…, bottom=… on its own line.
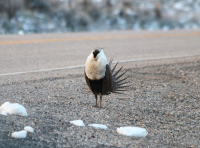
left=24, top=126, right=34, bottom=132
left=88, top=124, right=108, bottom=129
left=69, top=120, right=85, bottom=126
left=0, top=102, right=27, bottom=117
left=117, top=126, right=148, bottom=137
left=12, top=130, right=27, bottom=138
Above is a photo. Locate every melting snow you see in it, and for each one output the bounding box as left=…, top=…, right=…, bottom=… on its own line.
left=0, top=102, right=27, bottom=117
left=70, top=120, right=85, bottom=126
left=24, top=126, right=34, bottom=132
left=0, top=110, right=7, bottom=116
left=117, top=126, right=148, bottom=137
left=88, top=124, right=108, bottom=129
left=12, top=130, right=27, bottom=138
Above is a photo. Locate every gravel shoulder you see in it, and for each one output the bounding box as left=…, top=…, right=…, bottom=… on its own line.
left=0, top=58, right=200, bottom=148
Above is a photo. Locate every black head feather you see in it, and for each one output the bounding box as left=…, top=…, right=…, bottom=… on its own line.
left=93, top=49, right=100, bottom=58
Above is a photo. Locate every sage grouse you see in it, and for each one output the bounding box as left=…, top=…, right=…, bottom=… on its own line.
left=84, top=49, right=130, bottom=107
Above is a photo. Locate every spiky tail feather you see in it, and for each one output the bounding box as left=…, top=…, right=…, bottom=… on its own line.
left=109, top=60, right=131, bottom=95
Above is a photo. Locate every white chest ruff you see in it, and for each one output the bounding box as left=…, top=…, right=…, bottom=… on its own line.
left=85, top=61, right=106, bottom=80
left=85, top=50, right=107, bottom=80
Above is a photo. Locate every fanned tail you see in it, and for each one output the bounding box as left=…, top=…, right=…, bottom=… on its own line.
left=108, top=59, right=131, bottom=95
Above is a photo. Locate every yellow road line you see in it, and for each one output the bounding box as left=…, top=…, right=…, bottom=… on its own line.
left=0, top=31, right=200, bottom=45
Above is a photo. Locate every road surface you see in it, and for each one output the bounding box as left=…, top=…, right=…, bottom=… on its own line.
left=0, top=29, right=200, bottom=76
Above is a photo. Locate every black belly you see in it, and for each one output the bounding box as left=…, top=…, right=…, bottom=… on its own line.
left=89, top=79, right=103, bottom=94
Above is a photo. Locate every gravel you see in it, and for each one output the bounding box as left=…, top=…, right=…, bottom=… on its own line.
left=0, top=61, right=199, bottom=147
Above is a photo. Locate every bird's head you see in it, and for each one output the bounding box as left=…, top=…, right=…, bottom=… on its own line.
left=93, top=49, right=100, bottom=59
left=86, top=48, right=107, bottom=64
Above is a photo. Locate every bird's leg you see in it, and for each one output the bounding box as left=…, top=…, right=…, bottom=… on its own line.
left=99, top=93, right=102, bottom=108
left=94, top=93, right=98, bottom=107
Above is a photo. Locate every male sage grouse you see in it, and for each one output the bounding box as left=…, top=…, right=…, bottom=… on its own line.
left=84, top=48, right=130, bottom=108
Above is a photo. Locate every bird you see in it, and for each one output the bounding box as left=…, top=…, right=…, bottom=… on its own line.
left=84, top=48, right=130, bottom=108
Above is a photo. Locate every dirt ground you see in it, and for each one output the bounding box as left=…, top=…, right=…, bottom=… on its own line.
left=0, top=60, right=199, bottom=148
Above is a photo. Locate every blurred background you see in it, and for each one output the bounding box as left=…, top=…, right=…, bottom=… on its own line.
left=0, top=0, right=200, bottom=34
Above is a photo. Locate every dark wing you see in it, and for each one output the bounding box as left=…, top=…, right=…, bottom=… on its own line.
left=84, top=71, right=92, bottom=92
left=102, top=64, right=113, bottom=95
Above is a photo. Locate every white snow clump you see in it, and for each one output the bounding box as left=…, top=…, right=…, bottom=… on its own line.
left=117, top=126, right=148, bottom=137
left=24, top=126, right=34, bottom=132
left=0, top=110, right=7, bottom=116
left=0, top=102, right=27, bottom=117
left=12, top=130, right=27, bottom=138
left=88, top=124, right=108, bottom=129
left=69, top=120, right=85, bottom=126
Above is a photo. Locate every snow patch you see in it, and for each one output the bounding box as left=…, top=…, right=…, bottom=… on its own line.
left=12, top=130, right=27, bottom=138
left=70, top=120, right=85, bottom=126
left=117, top=126, right=148, bottom=137
left=88, top=124, right=108, bottom=129
left=0, top=110, right=7, bottom=116
left=24, top=126, right=34, bottom=132
left=0, top=102, right=27, bottom=117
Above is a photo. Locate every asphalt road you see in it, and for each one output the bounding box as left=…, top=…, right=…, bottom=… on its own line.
left=0, top=29, right=200, bottom=76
